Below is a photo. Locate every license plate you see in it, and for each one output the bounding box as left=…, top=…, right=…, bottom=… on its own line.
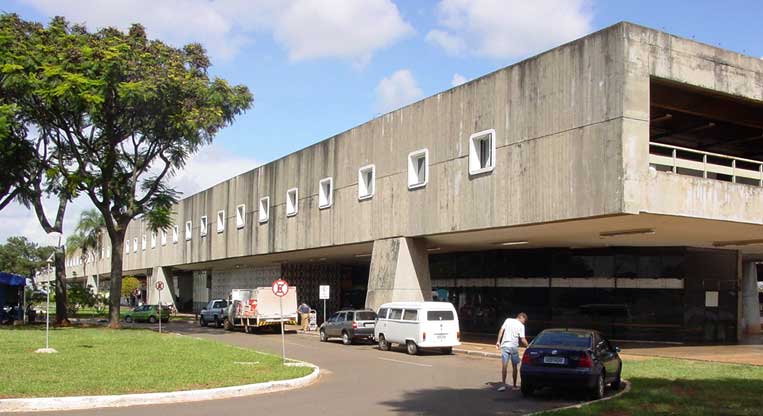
left=436, top=334, right=447, bottom=340
left=543, top=356, right=566, bottom=365
left=364, top=323, right=375, bottom=328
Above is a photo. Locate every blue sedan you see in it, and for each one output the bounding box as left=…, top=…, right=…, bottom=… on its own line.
left=520, top=329, right=623, bottom=399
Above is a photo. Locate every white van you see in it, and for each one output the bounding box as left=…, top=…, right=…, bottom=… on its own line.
left=374, top=301, right=461, bottom=355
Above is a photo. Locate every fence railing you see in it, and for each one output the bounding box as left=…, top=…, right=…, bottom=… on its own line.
left=649, top=142, right=763, bottom=186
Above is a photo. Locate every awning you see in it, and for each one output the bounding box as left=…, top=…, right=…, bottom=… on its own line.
left=0, top=272, right=26, bottom=287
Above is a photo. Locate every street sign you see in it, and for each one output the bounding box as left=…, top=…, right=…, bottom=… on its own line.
left=155, top=281, right=164, bottom=291
left=272, top=279, right=289, bottom=297
left=156, top=281, right=164, bottom=333
left=319, top=285, right=330, bottom=300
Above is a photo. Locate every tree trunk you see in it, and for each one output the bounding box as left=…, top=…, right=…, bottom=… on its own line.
left=54, top=250, right=70, bottom=326
left=108, top=232, right=125, bottom=328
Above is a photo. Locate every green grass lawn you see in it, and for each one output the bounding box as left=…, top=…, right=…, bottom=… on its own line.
left=0, top=326, right=312, bottom=398
left=538, top=357, right=763, bottom=416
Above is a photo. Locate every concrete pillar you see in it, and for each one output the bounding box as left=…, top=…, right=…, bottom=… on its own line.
left=85, top=275, right=97, bottom=292
left=365, top=237, right=432, bottom=312
left=147, top=267, right=176, bottom=307
left=741, top=262, right=760, bottom=336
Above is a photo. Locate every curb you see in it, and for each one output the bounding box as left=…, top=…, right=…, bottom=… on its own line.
left=453, top=348, right=501, bottom=359
left=526, top=380, right=632, bottom=415
left=0, top=362, right=319, bottom=413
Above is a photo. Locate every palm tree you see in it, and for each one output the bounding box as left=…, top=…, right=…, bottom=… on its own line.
left=66, top=209, right=106, bottom=280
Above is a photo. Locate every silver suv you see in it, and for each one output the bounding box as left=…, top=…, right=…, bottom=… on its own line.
left=319, top=309, right=377, bottom=345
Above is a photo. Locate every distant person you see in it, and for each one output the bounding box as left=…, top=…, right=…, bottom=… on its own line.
left=298, top=302, right=311, bottom=331
left=495, top=312, right=528, bottom=392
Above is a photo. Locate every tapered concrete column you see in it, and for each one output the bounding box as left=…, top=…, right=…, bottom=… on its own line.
left=148, top=266, right=176, bottom=307
left=365, top=237, right=432, bottom=312
left=741, top=262, right=760, bottom=336
left=85, top=275, right=97, bottom=292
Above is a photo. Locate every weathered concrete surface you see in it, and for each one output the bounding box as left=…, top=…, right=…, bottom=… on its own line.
left=741, top=262, right=761, bottom=336
left=147, top=267, right=176, bottom=307
left=366, top=237, right=432, bottom=311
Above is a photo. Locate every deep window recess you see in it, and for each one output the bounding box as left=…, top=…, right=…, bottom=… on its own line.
left=150, top=232, right=156, bottom=248
left=389, top=308, right=403, bottom=320
left=200, top=216, right=208, bottom=237
left=124, top=242, right=129, bottom=255
left=216, top=210, right=225, bottom=233
left=133, top=238, right=138, bottom=252
left=377, top=308, right=389, bottom=319
left=468, top=129, right=496, bottom=175
left=358, top=165, right=375, bottom=200
left=286, top=188, right=298, bottom=216
left=259, top=197, right=270, bottom=223
left=319, top=177, right=333, bottom=209
left=236, top=204, right=246, bottom=229
left=408, top=149, right=429, bottom=189
left=161, top=230, right=167, bottom=246
left=141, top=235, right=146, bottom=251
left=185, top=221, right=192, bottom=241
left=173, top=225, right=179, bottom=243
left=403, top=309, right=418, bottom=321
left=427, top=310, right=454, bottom=321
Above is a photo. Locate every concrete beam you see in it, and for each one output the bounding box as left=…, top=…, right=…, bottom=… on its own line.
left=365, top=237, right=432, bottom=311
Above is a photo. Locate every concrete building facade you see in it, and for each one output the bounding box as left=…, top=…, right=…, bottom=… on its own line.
left=58, top=22, right=763, bottom=343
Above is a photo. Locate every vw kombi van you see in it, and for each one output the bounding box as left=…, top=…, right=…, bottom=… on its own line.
left=374, top=301, right=461, bottom=355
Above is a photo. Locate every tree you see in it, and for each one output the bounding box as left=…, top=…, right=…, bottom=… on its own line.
left=66, top=209, right=105, bottom=277
left=0, top=14, right=253, bottom=327
left=121, top=276, right=140, bottom=298
left=0, top=236, right=54, bottom=278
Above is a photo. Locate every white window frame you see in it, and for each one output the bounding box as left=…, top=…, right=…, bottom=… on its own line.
left=259, top=197, right=270, bottom=223
left=151, top=231, right=157, bottom=248
left=133, top=238, right=138, bottom=253
left=141, top=235, right=147, bottom=251
left=200, top=216, right=208, bottom=237
left=318, top=177, right=333, bottom=209
left=358, top=164, right=376, bottom=200
left=468, top=128, right=496, bottom=175
left=161, top=229, right=167, bottom=246
left=286, top=188, right=298, bottom=217
left=216, top=210, right=225, bottom=233
left=173, top=224, right=179, bottom=243
left=235, top=204, right=246, bottom=229
left=407, top=149, right=429, bottom=189
left=185, top=221, right=192, bottom=241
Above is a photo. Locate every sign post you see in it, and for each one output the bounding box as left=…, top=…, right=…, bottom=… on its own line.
left=155, top=281, right=164, bottom=334
left=272, top=279, right=289, bottom=364
left=319, top=285, right=330, bottom=326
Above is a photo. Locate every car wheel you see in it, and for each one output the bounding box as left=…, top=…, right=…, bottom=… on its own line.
left=214, top=316, right=221, bottom=328
left=591, top=373, right=605, bottom=400
left=149, top=316, right=157, bottom=324
left=124, top=316, right=133, bottom=323
left=199, top=316, right=207, bottom=327
left=378, top=335, right=390, bottom=351
left=342, top=331, right=353, bottom=345
left=406, top=341, right=418, bottom=355
left=611, top=365, right=622, bottom=390
left=521, top=383, right=533, bottom=397
left=320, top=329, right=328, bottom=342
left=223, top=318, right=233, bottom=331
left=440, top=347, right=453, bottom=355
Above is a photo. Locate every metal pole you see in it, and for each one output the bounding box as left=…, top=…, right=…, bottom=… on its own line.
left=323, top=299, right=326, bottom=326
left=158, top=287, right=162, bottom=334
left=45, top=281, right=50, bottom=349
left=279, top=296, right=286, bottom=364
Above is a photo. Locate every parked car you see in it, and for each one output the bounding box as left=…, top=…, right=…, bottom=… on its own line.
left=520, top=328, right=622, bottom=399
left=199, top=299, right=228, bottom=327
left=319, top=309, right=377, bottom=345
left=123, top=305, right=170, bottom=324
left=374, top=301, right=460, bottom=355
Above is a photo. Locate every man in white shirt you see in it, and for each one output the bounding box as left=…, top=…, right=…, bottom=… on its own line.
left=495, top=312, right=528, bottom=391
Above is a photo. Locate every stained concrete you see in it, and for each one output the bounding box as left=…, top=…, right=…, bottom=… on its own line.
left=366, top=237, right=432, bottom=311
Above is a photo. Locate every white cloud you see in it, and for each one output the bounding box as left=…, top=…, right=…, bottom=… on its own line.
left=375, top=69, right=423, bottom=114
left=20, top=0, right=413, bottom=64
left=427, top=0, right=593, bottom=59
left=451, top=73, right=468, bottom=87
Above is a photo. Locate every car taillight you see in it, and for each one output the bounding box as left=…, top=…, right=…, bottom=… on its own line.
left=457, top=331, right=460, bottom=341
left=521, top=351, right=531, bottom=365
left=423, top=332, right=426, bottom=341
left=352, top=321, right=357, bottom=329
left=578, top=353, right=593, bottom=368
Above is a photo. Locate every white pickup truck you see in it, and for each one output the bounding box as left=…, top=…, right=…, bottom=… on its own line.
left=223, top=287, right=298, bottom=333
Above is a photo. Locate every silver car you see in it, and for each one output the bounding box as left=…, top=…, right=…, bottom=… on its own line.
left=319, top=309, right=377, bottom=345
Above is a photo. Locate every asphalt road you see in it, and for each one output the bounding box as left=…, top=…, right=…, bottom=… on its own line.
left=12, top=322, right=587, bottom=416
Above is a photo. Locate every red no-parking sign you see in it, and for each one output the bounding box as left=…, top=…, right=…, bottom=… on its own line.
left=272, top=279, right=289, bottom=297
left=155, top=281, right=164, bottom=291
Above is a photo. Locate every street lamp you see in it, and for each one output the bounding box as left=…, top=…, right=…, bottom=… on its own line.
left=35, top=254, right=58, bottom=354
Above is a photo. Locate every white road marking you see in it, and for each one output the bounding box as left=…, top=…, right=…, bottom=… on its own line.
left=377, top=357, right=433, bottom=368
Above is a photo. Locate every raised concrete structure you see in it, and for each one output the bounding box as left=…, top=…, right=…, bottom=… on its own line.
left=54, top=22, right=763, bottom=342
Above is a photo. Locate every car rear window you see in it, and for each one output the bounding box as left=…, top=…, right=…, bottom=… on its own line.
left=355, top=311, right=377, bottom=321
left=533, top=331, right=592, bottom=348
left=427, top=310, right=454, bottom=321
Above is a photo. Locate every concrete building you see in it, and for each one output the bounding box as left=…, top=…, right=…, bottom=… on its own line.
left=59, top=22, right=763, bottom=343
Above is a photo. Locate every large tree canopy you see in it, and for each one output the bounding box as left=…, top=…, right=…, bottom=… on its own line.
left=0, top=236, right=54, bottom=278
left=0, top=14, right=253, bottom=327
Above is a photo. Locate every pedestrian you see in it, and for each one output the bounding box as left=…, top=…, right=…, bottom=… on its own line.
left=495, top=312, right=528, bottom=392
left=298, top=302, right=311, bottom=331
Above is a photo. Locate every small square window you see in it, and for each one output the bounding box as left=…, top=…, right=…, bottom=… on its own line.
left=173, top=225, right=179, bottom=243
left=358, top=164, right=375, bottom=200
left=161, top=229, right=167, bottom=246
left=468, top=129, right=496, bottom=175
left=133, top=238, right=138, bottom=253
left=200, top=216, right=208, bottom=237
left=150, top=232, right=157, bottom=248
left=319, top=177, right=333, bottom=209
left=286, top=188, right=298, bottom=217
left=407, top=149, right=429, bottom=189
left=236, top=204, right=246, bottom=229
left=185, top=221, right=192, bottom=241
left=216, top=210, right=225, bottom=233
left=141, top=235, right=147, bottom=251
left=259, top=197, right=270, bottom=223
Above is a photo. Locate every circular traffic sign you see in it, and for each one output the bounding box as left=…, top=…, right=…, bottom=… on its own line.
left=155, top=281, right=164, bottom=291
left=272, top=279, right=289, bottom=297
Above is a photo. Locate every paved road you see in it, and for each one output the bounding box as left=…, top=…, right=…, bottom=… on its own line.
left=13, top=323, right=586, bottom=416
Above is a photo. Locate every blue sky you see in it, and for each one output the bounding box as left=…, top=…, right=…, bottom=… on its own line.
left=1, top=0, right=762, bottom=244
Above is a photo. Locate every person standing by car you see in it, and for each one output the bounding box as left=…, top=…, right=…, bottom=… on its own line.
left=298, top=302, right=311, bottom=331
left=495, top=312, right=528, bottom=392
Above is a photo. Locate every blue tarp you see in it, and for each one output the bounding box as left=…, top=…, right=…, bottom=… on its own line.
left=0, top=272, right=26, bottom=287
